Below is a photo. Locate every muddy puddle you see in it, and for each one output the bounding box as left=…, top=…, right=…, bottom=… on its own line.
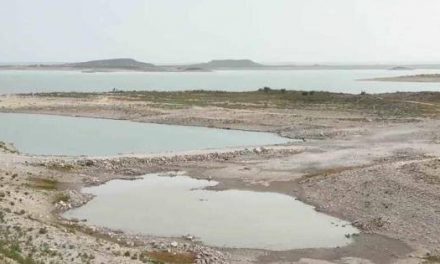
left=64, top=173, right=358, bottom=250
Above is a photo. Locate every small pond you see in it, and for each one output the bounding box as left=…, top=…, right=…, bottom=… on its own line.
left=64, top=173, right=358, bottom=250
left=0, top=113, right=288, bottom=156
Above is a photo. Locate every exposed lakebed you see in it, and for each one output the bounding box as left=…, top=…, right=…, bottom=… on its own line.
left=0, top=113, right=288, bottom=156
left=64, top=173, right=358, bottom=251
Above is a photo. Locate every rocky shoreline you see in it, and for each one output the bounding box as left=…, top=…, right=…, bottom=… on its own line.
left=1, top=92, right=440, bottom=263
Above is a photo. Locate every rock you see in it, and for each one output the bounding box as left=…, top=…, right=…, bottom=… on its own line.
left=184, top=235, right=194, bottom=241
left=170, top=241, right=178, bottom=247
left=254, top=147, right=262, bottom=154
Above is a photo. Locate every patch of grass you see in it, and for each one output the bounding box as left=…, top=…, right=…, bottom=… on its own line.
left=21, top=91, right=100, bottom=99
left=0, top=240, right=40, bottom=264
left=424, top=256, right=440, bottom=263
left=147, top=251, right=196, bottom=264
left=45, top=163, right=74, bottom=172
left=26, top=178, right=58, bottom=191
left=52, top=192, right=70, bottom=204
left=0, top=141, right=18, bottom=154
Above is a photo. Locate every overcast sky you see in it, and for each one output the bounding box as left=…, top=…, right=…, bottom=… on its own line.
left=1, top=0, right=440, bottom=64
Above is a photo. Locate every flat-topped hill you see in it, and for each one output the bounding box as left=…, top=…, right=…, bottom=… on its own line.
left=65, top=58, right=156, bottom=69
left=205, top=59, right=263, bottom=68
left=389, top=66, right=413, bottom=71
left=189, top=59, right=264, bottom=69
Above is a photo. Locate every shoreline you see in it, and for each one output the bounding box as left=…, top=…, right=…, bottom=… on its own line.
left=0, top=111, right=294, bottom=140
left=362, top=74, right=440, bottom=83
left=57, top=170, right=412, bottom=263
left=1, top=91, right=440, bottom=263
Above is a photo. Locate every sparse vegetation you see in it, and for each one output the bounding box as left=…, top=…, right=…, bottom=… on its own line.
left=260, top=86, right=272, bottom=93
left=45, top=163, right=74, bottom=172
left=424, top=255, right=440, bottom=263
left=2, top=89, right=440, bottom=264
left=26, top=90, right=440, bottom=117
left=52, top=192, right=70, bottom=204
left=26, top=178, right=58, bottom=190
left=0, top=141, right=18, bottom=154
left=0, top=239, right=40, bottom=264
left=148, top=251, right=196, bottom=264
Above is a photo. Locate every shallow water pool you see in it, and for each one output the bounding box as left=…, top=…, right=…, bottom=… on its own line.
left=64, top=173, right=358, bottom=250
left=0, top=113, right=288, bottom=156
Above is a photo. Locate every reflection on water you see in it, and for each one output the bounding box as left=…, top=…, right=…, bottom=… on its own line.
left=64, top=173, right=358, bottom=250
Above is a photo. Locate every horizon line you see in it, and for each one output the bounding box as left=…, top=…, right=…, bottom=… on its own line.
left=2, top=58, right=440, bottom=66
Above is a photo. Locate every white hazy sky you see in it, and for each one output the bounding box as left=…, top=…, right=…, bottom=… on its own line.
left=1, top=0, right=440, bottom=64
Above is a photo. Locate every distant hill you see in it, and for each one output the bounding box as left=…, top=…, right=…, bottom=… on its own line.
left=64, top=58, right=157, bottom=70
left=5, top=59, right=440, bottom=72
left=189, top=59, right=264, bottom=69
left=389, top=66, right=413, bottom=71
left=205, top=59, right=263, bottom=68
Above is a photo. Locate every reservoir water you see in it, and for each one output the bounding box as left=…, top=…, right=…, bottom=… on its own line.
left=1, top=69, right=440, bottom=94
left=64, top=173, right=358, bottom=250
left=0, top=113, right=287, bottom=156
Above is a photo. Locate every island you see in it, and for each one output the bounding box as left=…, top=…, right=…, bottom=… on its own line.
left=364, top=74, right=440, bottom=83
